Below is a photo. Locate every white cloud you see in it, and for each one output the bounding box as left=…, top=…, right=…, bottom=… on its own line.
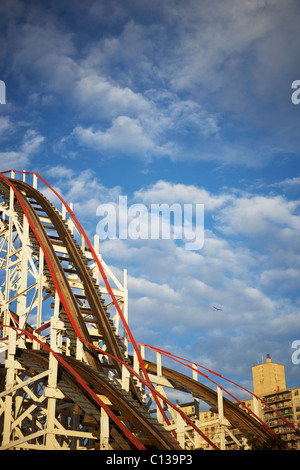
left=75, top=73, right=150, bottom=119
left=218, top=195, right=300, bottom=234
left=260, top=268, right=300, bottom=293
left=215, top=195, right=300, bottom=269
left=269, top=177, right=300, bottom=190
left=2, top=5, right=222, bottom=163
left=1, top=0, right=300, bottom=168
left=159, top=0, right=300, bottom=108
left=0, top=116, right=13, bottom=138
left=134, top=180, right=231, bottom=211
left=69, top=88, right=220, bottom=160
left=43, top=166, right=122, bottom=219
left=21, top=129, right=45, bottom=155
left=0, top=128, right=44, bottom=171
left=8, top=20, right=77, bottom=86
left=72, top=117, right=173, bottom=160
left=0, top=151, right=29, bottom=171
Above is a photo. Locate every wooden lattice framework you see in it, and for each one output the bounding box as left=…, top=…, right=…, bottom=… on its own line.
left=0, top=170, right=291, bottom=451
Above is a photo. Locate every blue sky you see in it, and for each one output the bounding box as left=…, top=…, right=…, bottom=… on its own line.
left=0, top=0, right=300, bottom=395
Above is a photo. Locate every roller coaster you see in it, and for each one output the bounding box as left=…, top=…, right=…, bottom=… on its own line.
left=0, top=170, right=295, bottom=450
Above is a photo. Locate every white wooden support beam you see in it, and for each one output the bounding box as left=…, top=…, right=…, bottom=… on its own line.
left=2, top=328, right=17, bottom=446
left=156, top=352, right=162, bottom=377
left=33, top=174, right=37, bottom=189
left=253, top=395, right=260, bottom=420
left=217, top=386, right=226, bottom=450
left=121, top=363, right=130, bottom=392
left=176, top=408, right=186, bottom=449
left=100, top=408, right=110, bottom=450
left=3, top=186, right=14, bottom=338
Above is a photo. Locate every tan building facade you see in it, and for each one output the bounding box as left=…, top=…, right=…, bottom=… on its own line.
left=252, top=354, right=286, bottom=397
left=250, top=355, right=299, bottom=449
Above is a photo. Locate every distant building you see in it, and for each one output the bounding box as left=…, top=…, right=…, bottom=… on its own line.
left=251, top=355, right=299, bottom=450
left=252, top=354, right=286, bottom=397
left=260, top=387, right=300, bottom=450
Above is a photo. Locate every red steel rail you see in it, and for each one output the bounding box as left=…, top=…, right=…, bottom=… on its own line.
left=135, top=339, right=297, bottom=435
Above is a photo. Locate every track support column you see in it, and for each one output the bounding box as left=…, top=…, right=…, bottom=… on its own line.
left=217, top=386, right=225, bottom=450
left=100, top=408, right=110, bottom=450
left=45, top=300, right=65, bottom=449
left=2, top=328, right=17, bottom=446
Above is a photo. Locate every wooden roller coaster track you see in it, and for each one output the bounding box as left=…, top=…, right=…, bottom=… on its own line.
left=0, top=171, right=293, bottom=450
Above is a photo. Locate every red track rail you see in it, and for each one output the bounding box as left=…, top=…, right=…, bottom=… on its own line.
left=1, top=325, right=146, bottom=450
left=0, top=324, right=219, bottom=450
left=135, top=340, right=296, bottom=435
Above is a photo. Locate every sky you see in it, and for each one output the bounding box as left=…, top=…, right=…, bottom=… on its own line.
left=0, top=0, right=300, bottom=398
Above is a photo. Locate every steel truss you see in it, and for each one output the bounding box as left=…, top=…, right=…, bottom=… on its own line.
left=0, top=171, right=291, bottom=450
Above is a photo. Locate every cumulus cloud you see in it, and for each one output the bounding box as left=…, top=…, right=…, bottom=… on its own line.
left=42, top=165, right=122, bottom=220
left=72, top=117, right=173, bottom=160
left=160, top=1, right=300, bottom=107
left=134, top=180, right=232, bottom=211
left=0, top=116, right=13, bottom=138
left=0, top=128, right=44, bottom=171
left=75, top=74, right=150, bottom=120
left=215, top=194, right=300, bottom=272
left=217, top=195, right=300, bottom=236
left=0, top=1, right=227, bottom=164
left=269, top=177, right=300, bottom=191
